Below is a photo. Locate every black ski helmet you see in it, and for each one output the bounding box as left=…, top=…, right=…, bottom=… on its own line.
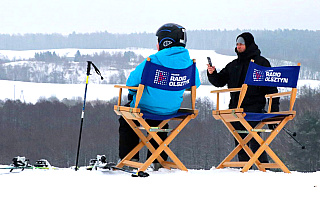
left=156, top=23, right=187, bottom=50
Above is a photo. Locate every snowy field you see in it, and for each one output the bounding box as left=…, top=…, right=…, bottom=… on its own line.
left=0, top=167, right=319, bottom=199
left=0, top=80, right=228, bottom=103
left=1, top=79, right=319, bottom=109
left=1, top=48, right=319, bottom=105
left=0, top=48, right=235, bottom=70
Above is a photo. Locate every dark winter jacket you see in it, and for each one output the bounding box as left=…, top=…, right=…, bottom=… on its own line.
left=207, top=43, right=279, bottom=112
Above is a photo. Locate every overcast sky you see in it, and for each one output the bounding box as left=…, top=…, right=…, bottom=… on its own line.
left=0, top=0, right=319, bottom=35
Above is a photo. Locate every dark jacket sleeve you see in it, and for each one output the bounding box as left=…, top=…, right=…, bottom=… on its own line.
left=207, top=63, right=230, bottom=88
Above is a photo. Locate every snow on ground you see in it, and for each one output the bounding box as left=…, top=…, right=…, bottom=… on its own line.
left=0, top=80, right=232, bottom=107
left=0, top=48, right=159, bottom=61
left=0, top=167, right=319, bottom=199
left=0, top=48, right=235, bottom=71
left=0, top=47, right=293, bottom=71
left=1, top=79, right=319, bottom=108
left=1, top=48, right=319, bottom=105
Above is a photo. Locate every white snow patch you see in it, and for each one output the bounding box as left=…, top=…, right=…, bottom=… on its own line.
left=0, top=167, right=318, bottom=199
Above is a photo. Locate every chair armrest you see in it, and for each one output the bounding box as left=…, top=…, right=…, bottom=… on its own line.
left=265, top=91, right=293, bottom=113
left=210, top=87, right=242, bottom=111
left=114, top=85, right=139, bottom=107
left=114, top=85, right=139, bottom=90
left=210, top=87, right=241, bottom=94
left=265, top=91, right=291, bottom=98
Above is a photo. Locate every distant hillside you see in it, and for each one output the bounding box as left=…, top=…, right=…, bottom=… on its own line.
left=0, top=48, right=310, bottom=85
left=0, top=29, right=319, bottom=79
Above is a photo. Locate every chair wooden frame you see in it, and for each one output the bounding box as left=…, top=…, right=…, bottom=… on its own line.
left=211, top=61, right=300, bottom=173
left=114, top=58, right=198, bottom=172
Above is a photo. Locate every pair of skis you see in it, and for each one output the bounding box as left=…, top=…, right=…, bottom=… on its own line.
left=111, top=166, right=149, bottom=177
left=88, top=162, right=149, bottom=177
left=0, top=166, right=56, bottom=172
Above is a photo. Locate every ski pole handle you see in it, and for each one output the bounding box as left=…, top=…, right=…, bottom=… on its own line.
left=87, top=61, right=103, bottom=80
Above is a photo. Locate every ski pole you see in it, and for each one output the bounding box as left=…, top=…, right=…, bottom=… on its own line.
left=75, top=61, right=103, bottom=171
left=283, top=127, right=305, bottom=149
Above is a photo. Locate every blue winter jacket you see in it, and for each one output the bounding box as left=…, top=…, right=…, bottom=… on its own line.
left=126, top=46, right=201, bottom=115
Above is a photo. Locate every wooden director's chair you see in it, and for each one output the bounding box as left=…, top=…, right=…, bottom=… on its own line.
left=114, top=57, right=198, bottom=173
left=211, top=60, right=300, bottom=173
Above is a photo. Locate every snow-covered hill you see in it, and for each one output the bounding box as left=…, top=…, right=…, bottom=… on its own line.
left=0, top=48, right=300, bottom=85
left=1, top=48, right=319, bottom=106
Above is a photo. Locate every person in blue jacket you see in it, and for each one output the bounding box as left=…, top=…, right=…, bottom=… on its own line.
left=118, top=23, right=201, bottom=170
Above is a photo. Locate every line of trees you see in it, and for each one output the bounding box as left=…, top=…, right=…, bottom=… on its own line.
left=0, top=50, right=144, bottom=84
left=0, top=29, right=319, bottom=72
left=0, top=86, right=319, bottom=171
left=1, top=29, right=319, bottom=82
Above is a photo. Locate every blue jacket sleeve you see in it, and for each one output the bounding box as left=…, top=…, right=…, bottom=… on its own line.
left=195, top=66, right=201, bottom=88
left=126, top=60, right=147, bottom=95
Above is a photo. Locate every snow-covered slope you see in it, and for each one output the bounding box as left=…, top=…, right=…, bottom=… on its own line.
left=1, top=80, right=319, bottom=109
left=0, top=48, right=300, bottom=85
left=1, top=48, right=319, bottom=106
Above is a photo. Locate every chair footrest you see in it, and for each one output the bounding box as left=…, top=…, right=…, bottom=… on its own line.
left=220, top=162, right=280, bottom=169
left=162, top=161, right=178, bottom=169
left=236, top=129, right=272, bottom=133
left=138, top=127, right=173, bottom=132
left=221, top=162, right=248, bottom=167
left=259, top=163, right=281, bottom=168
left=161, top=161, right=187, bottom=171
left=149, top=127, right=173, bottom=132
left=122, top=160, right=143, bottom=168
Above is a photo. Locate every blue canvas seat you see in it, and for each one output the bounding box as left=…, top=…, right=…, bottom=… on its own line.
left=141, top=110, right=193, bottom=121
left=211, top=60, right=300, bottom=173
left=114, top=57, right=198, bottom=173
left=244, top=112, right=287, bottom=121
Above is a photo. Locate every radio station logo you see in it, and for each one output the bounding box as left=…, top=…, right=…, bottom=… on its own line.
left=253, top=69, right=265, bottom=81
left=154, top=69, right=169, bottom=85
left=169, top=73, right=190, bottom=87
left=253, top=69, right=288, bottom=83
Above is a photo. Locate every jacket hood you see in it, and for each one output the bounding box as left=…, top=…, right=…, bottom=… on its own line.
left=235, top=43, right=261, bottom=61
left=153, top=47, right=191, bottom=69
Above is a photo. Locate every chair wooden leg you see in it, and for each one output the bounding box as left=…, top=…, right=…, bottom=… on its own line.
left=217, top=119, right=263, bottom=170
left=117, top=117, right=165, bottom=168
left=241, top=142, right=268, bottom=172
left=241, top=118, right=291, bottom=173
left=137, top=116, right=192, bottom=171
left=265, top=148, right=290, bottom=173
left=116, top=139, right=146, bottom=168
left=118, top=115, right=191, bottom=172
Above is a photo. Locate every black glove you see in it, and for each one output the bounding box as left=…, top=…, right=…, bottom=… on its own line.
left=128, top=94, right=133, bottom=101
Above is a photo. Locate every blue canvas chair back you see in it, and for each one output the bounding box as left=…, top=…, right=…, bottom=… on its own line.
left=244, top=61, right=300, bottom=121
left=139, top=59, right=196, bottom=120
left=141, top=60, right=196, bottom=91
left=245, top=62, right=300, bottom=88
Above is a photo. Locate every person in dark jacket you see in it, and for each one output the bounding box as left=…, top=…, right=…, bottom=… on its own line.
left=207, top=32, right=279, bottom=163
